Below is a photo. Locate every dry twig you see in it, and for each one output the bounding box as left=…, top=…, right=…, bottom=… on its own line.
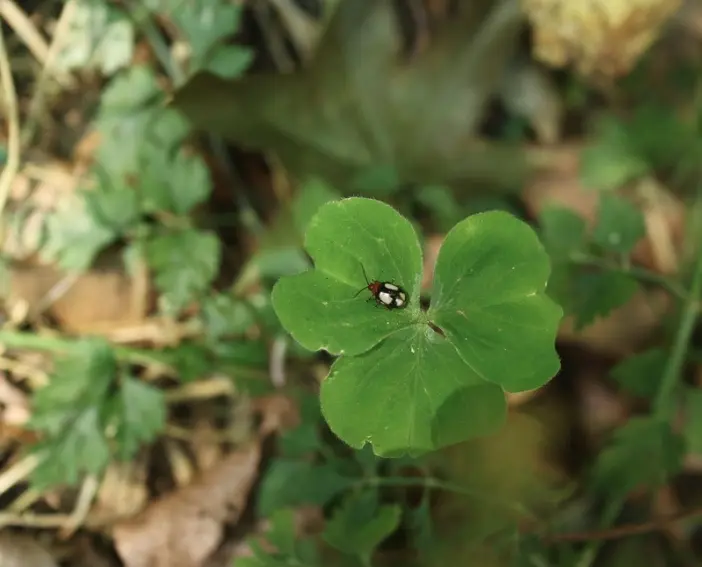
left=0, top=18, right=20, bottom=222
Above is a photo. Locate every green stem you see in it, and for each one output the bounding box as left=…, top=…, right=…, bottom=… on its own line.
left=568, top=252, right=689, bottom=302
left=653, top=202, right=702, bottom=419
left=354, top=476, right=535, bottom=522
left=125, top=2, right=186, bottom=86
left=0, top=330, right=172, bottom=369
left=575, top=497, right=625, bottom=567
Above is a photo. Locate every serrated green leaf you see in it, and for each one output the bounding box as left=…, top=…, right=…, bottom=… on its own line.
left=201, top=294, right=254, bottom=341
left=42, top=198, right=117, bottom=271
left=593, top=194, right=646, bottom=254
left=592, top=417, right=684, bottom=498
left=206, top=45, right=254, bottom=79
left=572, top=271, right=639, bottom=329
left=429, top=210, right=562, bottom=392
left=684, top=388, right=702, bottom=455
left=109, top=376, right=166, bottom=460
left=28, top=340, right=117, bottom=488
left=84, top=186, right=141, bottom=232
left=31, top=409, right=111, bottom=489
left=610, top=349, right=666, bottom=399
left=55, top=0, right=134, bottom=75
left=95, top=66, right=162, bottom=178
left=100, top=65, right=161, bottom=109
left=141, top=149, right=211, bottom=215
left=539, top=205, right=586, bottom=260
left=146, top=229, right=221, bottom=314
left=170, top=0, right=244, bottom=72
left=164, top=343, right=213, bottom=382
left=323, top=490, right=401, bottom=560
left=29, top=340, right=116, bottom=435
left=257, top=459, right=352, bottom=517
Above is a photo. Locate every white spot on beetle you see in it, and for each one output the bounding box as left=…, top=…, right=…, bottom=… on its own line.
left=378, top=291, right=393, bottom=305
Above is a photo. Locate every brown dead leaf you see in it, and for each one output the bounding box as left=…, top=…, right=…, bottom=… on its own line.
left=524, top=145, right=686, bottom=274
left=253, top=393, right=301, bottom=436
left=0, top=372, right=30, bottom=426
left=4, top=162, right=80, bottom=263
left=113, top=443, right=261, bottom=567
left=0, top=532, right=58, bottom=567
left=8, top=255, right=151, bottom=334
left=89, top=461, right=149, bottom=527
left=522, top=0, right=683, bottom=81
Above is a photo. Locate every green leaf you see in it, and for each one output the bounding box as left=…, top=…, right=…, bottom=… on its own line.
left=429, top=210, right=563, bottom=392
left=141, top=149, right=212, bottom=215
left=95, top=66, right=162, bottom=178
left=42, top=198, right=117, bottom=271
left=292, top=178, right=342, bottom=235
left=206, top=45, right=254, bottom=79
left=164, top=343, right=213, bottom=382
left=610, top=349, right=666, bottom=399
left=275, top=199, right=560, bottom=456
left=55, top=0, right=134, bottom=75
left=279, top=422, right=322, bottom=458
left=351, top=165, right=401, bottom=196
left=272, top=198, right=423, bottom=357
left=539, top=205, right=586, bottom=260
left=323, top=490, right=401, bottom=560
left=407, top=494, right=434, bottom=554
left=31, top=409, right=111, bottom=489
left=416, top=184, right=462, bottom=232
left=201, top=294, right=254, bottom=341
left=571, top=271, right=639, bottom=329
left=174, top=1, right=528, bottom=190
left=265, top=509, right=297, bottom=557
left=321, top=327, right=507, bottom=456
left=592, top=417, right=684, bottom=498
left=109, top=376, right=166, bottom=460
left=593, top=194, right=646, bottom=254
left=28, top=340, right=117, bottom=488
left=684, top=388, right=702, bottom=455
left=84, top=185, right=141, bottom=232
left=580, top=117, right=649, bottom=190
left=257, top=459, right=352, bottom=517
left=169, top=0, right=244, bottom=72
left=146, top=229, right=221, bottom=314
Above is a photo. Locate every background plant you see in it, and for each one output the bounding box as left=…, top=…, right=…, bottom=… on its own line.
left=1, top=1, right=702, bottom=567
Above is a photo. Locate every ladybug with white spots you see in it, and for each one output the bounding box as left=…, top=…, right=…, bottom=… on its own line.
left=353, top=265, right=409, bottom=310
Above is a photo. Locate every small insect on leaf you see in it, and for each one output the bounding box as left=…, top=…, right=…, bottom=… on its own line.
left=353, top=263, right=409, bottom=310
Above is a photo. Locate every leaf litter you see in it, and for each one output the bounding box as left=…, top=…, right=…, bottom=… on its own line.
left=3, top=0, right=702, bottom=566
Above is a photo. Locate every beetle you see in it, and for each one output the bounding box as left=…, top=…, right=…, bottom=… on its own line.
left=353, top=264, right=409, bottom=310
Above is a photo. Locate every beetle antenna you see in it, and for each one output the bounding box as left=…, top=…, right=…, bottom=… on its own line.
left=359, top=262, right=370, bottom=285
left=352, top=261, right=370, bottom=297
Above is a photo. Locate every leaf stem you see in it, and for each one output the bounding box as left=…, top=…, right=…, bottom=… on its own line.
left=568, top=252, right=689, bottom=301
left=653, top=202, right=702, bottom=419
left=0, top=329, right=171, bottom=369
